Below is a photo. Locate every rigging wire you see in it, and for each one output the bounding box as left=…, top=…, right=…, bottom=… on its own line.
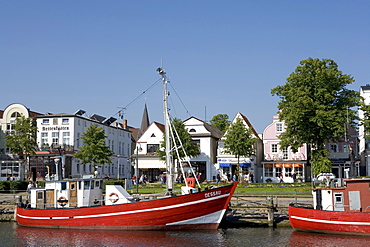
left=114, top=78, right=161, bottom=119
left=168, top=83, right=192, bottom=118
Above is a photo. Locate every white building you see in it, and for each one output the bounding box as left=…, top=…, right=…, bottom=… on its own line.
left=135, top=117, right=223, bottom=182
left=359, top=85, right=370, bottom=176
left=34, top=112, right=132, bottom=180
left=0, top=103, right=42, bottom=181
left=217, top=112, right=263, bottom=183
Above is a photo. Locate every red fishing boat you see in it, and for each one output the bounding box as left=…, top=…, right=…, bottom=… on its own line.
left=289, top=178, right=370, bottom=235
left=16, top=180, right=237, bottom=230
left=16, top=68, right=237, bottom=230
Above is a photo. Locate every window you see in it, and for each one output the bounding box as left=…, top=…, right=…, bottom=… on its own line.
left=294, top=166, right=303, bottom=177
left=84, top=180, right=90, bottom=190
left=282, top=148, right=288, bottom=159
left=275, top=167, right=282, bottom=177
left=61, top=182, right=67, bottom=191
left=271, top=144, right=278, bottom=153
left=343, top=144, right=349, bottom=153
left=151, top=133, right=156, bottom=137
left=147, top=144, right=159, bottom=153
left=77, top=133, right=80, bottom=148
left=41, top=132, right=48, bottom=145
left=330, top=144, right=338, bottom=153
left=264, top=166, right=273, bottom=177
left=42, top=119, right=50, bottom=124
left=52, top=132, right=59, bottom=145
left=112, top=140, right=114, bottom=151
left=276, top=123, right=283, bottom=132
left=63, top=132, right=70, bottom=145
left=62, top=119, right=69, bottom=124
left=53, top=118, right=58, bottom=125
left=285, top=166, right=292, bottom=177
left=37, top=192, right=43, bottom=200
left=11, top=112, right=21, bottom=117
left=189, top=128, right=196, bottom=132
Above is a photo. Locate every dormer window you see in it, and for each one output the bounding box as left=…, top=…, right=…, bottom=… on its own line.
left=276, top=123, right=283, bottom=132
left=11, top=112, right=21, bottom=118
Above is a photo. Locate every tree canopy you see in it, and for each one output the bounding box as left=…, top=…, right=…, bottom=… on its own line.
left=271, top=58, right=360, bottom=175
left=74, top=124, right=114, bottom=171
left=210, top=114, right=231, bottom=132
left=5, top=115, right=38, bottom=157
left=223, top=117, right=257, bottom=174
left=157, top=118, right=199, bottom=161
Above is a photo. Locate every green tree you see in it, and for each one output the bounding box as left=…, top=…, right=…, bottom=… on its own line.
left=5, top=116, right=38, bottom=179
left=271, top=58, right=360, bottom=175
left=210, top=114, right=231, bottom=132
left=74, top=124, right=114, bottom=174
left=223, top=117, right=257, bottom=179
left=157, top=118, right=199, bottom=161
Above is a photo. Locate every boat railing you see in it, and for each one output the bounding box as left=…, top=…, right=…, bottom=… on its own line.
left=322, top=204, right=370, bottom=212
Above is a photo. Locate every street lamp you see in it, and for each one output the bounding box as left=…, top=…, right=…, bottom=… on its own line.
left=135, top=144, right=142, bottom=194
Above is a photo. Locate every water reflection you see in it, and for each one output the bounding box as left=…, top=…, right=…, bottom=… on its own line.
left=16, top=225, right=227, bottom=246
left=290, top=231, right=370, bottom=247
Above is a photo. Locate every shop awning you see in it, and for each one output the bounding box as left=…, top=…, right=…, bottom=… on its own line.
left=220, top=163, right=230, bottom=167
left=240, top=163, right=251, bottom=167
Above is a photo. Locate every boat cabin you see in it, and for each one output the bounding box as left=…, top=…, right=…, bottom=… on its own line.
left=29, top=179, right=134, bottom=209
left=313, top=178, right=370, bottom=212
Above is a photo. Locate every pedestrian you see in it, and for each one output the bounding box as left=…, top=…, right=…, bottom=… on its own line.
left=292, top=172, right=297, bottom=183
left=249, top=172, right=254, bottom=183
left=139, top=174, right=145, bottom=184
left=232, top=174, right=238, bottom=182
left=216, top=172, right=221, bottom=184
left=186, top=173, right=196, bottom=188
left=279, top=173, right=284, bottom=183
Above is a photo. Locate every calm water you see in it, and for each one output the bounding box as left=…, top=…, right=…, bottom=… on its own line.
left=2, top=222, right=370, bottom=247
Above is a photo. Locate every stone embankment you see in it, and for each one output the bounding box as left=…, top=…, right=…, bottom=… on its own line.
left=0, top=193, right=26, bottom=221
left=1, top=193, right=313, bottom=227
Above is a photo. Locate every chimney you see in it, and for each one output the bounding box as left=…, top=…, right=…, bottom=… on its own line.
left=123, top=119, right=127, bottom=129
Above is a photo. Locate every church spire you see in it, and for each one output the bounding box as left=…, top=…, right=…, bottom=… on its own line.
left=138, top=103, right=150, bottom=139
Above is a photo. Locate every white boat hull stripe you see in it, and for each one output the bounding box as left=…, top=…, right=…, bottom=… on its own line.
left=291, top=215, right=370, bottom=226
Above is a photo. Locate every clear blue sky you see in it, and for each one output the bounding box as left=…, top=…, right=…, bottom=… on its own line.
left=1, top=1, right=369, bottom=133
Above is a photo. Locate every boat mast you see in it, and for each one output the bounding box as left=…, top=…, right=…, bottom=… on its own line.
left=157, top=67, right=173, bottom=193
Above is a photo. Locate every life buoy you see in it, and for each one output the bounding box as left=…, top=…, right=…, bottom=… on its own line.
left=57, top=196, right=68, bottom=207
left=109, top=193, right=119, bottom=203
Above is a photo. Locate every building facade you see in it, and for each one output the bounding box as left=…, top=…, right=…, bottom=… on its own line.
left=135, top=117, right=224, bottom=183
left=217, top=112, right=263, bottom=183
left=262, top=115, right=308, bottom=183
left=359, top=85, right=370, bottom=176
left=0, top=103, right=42, bottom=181
left=34, top=112, right=132, bottom=181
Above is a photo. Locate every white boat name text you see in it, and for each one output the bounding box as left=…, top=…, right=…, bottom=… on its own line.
left=205, top=191, right=221, bottom=198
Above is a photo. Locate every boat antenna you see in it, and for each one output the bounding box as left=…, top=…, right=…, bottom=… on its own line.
left=157, top=67, right=174, bottom=194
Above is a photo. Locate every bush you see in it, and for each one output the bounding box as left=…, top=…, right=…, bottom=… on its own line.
left=0, top=180, right=28, bottom=193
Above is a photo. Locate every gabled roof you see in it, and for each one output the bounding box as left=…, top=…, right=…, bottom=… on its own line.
left=183, top=116, right=224, bottom=139
left=229, top=112, right=261, bottom=141
left=139, top=121, right=165, bottom=140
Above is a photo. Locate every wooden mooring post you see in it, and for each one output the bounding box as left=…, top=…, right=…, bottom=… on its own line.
left=267, top=196, right=275, bottom=227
